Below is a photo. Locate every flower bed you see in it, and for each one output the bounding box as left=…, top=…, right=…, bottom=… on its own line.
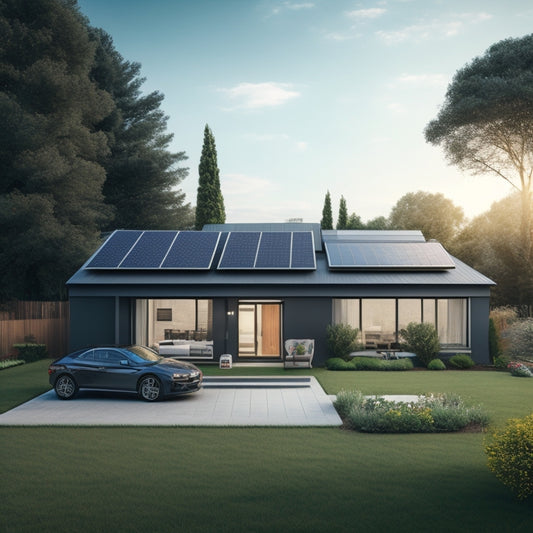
left=334, top=390, right=490, bottom=433
left=507, top=362, right=533, bottom=377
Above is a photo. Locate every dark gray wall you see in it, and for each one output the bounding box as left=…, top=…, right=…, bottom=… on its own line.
left=470, top=297, right=490, bottom=364
left=283, top=298, right=332, bottom=366
left=70, top=296, right=115, bottom=350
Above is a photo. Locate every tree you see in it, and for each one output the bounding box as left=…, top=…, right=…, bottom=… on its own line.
left=425, top=35, right=533, bottom=305
left=346, top=212, right=364, bottom=230
left=365, top=216, right=389, bottom=230
left=320, top=191, right=333, bottom=229
left=89, top=28, right=193, bottom=230
left=336, top=195, right=348, bottom=230
left=451, top=193, right=533, bottom=312
left=0, top=0, right=113, bottom=300
left=195, top=124, right=225, bottom=230
left=389, top=191, right=464, bottom=247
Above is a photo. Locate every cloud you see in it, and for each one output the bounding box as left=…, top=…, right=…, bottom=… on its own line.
left=376, top=12, right=492, bottom=44
left=219, top=82, right=301, bottom=110
left=271, top=2, right=315, bottom=15
left=346, top=8, right=386, bottom=20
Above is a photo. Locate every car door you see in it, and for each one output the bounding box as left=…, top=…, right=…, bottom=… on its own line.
left=92, top=349, right=141, bottom=391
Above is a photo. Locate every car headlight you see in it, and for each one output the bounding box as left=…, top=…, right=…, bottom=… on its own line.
left=172, top=372, right=189, bottom=380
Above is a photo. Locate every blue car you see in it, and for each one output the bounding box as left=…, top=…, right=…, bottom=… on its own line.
left=48, top=345, right=202, bottom=401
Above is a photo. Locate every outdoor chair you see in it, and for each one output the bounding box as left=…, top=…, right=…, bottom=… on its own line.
left=284, top=339, right=314, bottom=368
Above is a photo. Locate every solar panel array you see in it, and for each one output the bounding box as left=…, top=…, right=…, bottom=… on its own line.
left=218, top=231, right=316, bottom=270
left=324, top=241, right=455, bottom=271
left=86, top=230, right=221, bottom=270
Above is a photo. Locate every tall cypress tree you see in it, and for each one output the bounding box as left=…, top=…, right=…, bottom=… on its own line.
left=336, top=196, right=348, bottom=230
left=320, top=191, right=333, bottom=230
left=195, top=125, right=225, bottom=230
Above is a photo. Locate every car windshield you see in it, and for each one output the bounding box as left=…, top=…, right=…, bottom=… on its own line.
left=124, top=345, right=161, bottom=364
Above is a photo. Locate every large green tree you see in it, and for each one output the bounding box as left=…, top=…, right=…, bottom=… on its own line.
left=195, top=124, right=225, bottom=230
left=425, top=35, right=533, bottom=305
left=0, top=0, right=113, bottom=300
left=89, top=28, right=193, bottom=230
left=388, top=191, right=464, bottom=248
left=320, top=191, right=333, bottom=229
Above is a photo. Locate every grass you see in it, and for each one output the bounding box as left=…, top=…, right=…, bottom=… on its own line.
left=1, top=362, right=533, bottom=532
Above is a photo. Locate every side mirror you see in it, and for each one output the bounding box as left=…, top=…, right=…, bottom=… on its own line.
left=120, top=360, right=129, bottom=366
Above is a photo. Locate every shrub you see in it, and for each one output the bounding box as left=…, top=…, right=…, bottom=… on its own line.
left=494, top=355, right=510, bottom=369
left=506, top=318, right=533, bottom=361
left=325, top=357, right=354, bottom=370
left=399, top=322, right=440, bottom=367
left=507, top=362, right=532, bottom=377
left=335, top=390, right=489, bottom=433
left=13, top=343, right=48, bottom=362
left=448, top=354, right=475, bottom=369
left=0, top=359, right=25, bottom=370
left=325, top=357, right=413, bottom=371
left=485, top=413, right=533, bottom=500
left=488, top=317, right=501, bottom=363
left=326, top=323, right=362, bottom=361
left=427, top=358, right=446, bottom=370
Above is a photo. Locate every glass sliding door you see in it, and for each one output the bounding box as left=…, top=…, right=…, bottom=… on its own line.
left=238, top=302, right=281, bottom=358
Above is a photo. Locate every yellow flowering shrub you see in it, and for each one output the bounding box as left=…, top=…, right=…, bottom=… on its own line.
left=485, top=413, right=533, bottom=501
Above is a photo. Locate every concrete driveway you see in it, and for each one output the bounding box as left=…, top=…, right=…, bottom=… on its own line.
left=0, top=376, right=342, bottom=427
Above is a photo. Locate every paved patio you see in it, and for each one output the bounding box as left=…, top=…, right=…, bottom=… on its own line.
left=0, top=376, right=342, bottom=427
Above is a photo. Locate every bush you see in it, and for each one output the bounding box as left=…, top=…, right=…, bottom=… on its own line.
left=399, top=322, right=440, bottom=367
left=13, top=343, right=48, bottom=362
left=507, top=362, right=533, bottom=377
left=494, top=355, right=510, bottom=369
left=485, top=413, right=533, bottom=500
left=325, top=357, right=413, bottom=371
left=506, top=318, right=533, bottom=361
left=427, top=358, right=446, bottom=370
left=325, top=357, right=354, bottom=370
left=488, top=317, right=501, bottom=363
left=0, top=359, right=25, bottom=370
left=335, top=390, right=489, bottom=433
left=448, top=354, right=475, bottom=369
left=326, top=323, right=362, bottom=361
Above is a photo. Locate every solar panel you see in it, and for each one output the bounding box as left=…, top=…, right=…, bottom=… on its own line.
left=291, top=232, right=316, bottom=269
left=120, top=231, right=177, bottom=268
left=161, top=231, right=220, bottom=269
left=218, top=231, right=316, bottom=270
left=86, top=231, right=143, bottom=269
left=218, top=232, right=260, bottom=269
left=255, top=232, right=291, bottom=268
left=324, top=242, right=455, bottom=270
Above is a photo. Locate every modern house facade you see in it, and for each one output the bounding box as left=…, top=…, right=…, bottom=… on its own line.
left=67, top=223, right=495, bottom=366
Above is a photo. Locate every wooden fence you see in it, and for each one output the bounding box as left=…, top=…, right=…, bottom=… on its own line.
left=0, top=301, right=69, bottom=359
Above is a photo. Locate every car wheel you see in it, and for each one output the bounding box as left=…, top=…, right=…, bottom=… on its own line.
left=54, top=374, right=78, bottom=400
left=138, top=375, right=162, bottom=401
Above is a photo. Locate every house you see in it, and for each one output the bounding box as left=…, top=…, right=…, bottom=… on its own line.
left=67, top=223, right=495, bottom=365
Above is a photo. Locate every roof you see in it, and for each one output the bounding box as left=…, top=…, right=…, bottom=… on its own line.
left=67, top=227, right=495, bottom=297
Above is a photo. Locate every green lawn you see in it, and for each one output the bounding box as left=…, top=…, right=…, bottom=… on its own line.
left=1, top=363, right=532, bottom=532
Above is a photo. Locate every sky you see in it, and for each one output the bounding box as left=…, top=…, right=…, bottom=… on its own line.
left=77, top=0, right=533, bottom=224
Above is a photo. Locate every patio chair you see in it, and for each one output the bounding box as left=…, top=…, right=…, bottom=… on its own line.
left=284, top=339, right=314, bottom=368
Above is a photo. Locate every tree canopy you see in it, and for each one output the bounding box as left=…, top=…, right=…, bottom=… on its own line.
left=89, top=28, right=192, bottom=231
left=195, top=125, right=225, bottom=230
left=389, top=191, right=464, bottom=248
left=425, top=34, right=533, bottom=272
left=320, top=191, right=333, bottom=229
left=0, top=0, right=192, bottom=300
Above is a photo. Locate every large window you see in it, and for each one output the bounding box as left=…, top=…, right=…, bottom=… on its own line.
left=333, top=298, right=469, bottom=349
left=135, top=299, right=213, bottom=348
